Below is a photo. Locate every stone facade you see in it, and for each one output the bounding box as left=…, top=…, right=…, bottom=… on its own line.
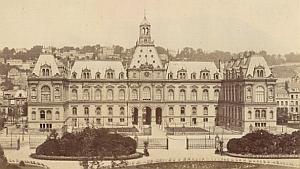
left=27, top=17, right=277, bottom=132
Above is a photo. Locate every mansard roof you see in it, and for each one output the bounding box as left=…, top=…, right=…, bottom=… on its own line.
left=32, top=54, right=60, bottom=76
left=129, top=46, right=163, bottom=69
left=166, top=61, right=219, bottom=79
left=70, top=60, right=126, bottom=79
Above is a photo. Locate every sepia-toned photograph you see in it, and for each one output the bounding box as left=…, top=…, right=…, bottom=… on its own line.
left=0, top=0, right=299, bottom=169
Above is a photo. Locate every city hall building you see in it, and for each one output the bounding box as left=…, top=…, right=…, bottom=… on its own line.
left=27, top=17, right=277, bottom=133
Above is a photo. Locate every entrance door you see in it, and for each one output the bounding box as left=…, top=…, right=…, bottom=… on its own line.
left=143, top=107, right=151, bottom=125
left=156, top=107, right=162, bottom=125
left=132, top=108, right=138, bottom=125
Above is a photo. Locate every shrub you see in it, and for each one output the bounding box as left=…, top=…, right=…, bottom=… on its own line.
left=36, top=127, right=137, bottom=158
left=227, top=130, right=300, bottom=155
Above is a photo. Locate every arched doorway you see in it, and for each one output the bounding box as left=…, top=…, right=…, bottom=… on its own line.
left=156, top=107, right=162, bottom=125
left=143, top=107, right=151, bottom=125
left=132, top=107, right=138, bottom=125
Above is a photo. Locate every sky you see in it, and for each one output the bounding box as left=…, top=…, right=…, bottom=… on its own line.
left=0, top=0, right=299, bottom=54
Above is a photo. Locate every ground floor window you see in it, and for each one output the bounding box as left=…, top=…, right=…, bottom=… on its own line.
left=180, top=118, right=185, bottom=122
left=72, top=118, right=77, bottom=127
left=255, top=122, right=266, bottom=127
left=96, top=118, right=101, bottom=124
left=108, top=118, right=113, bottom=122
left=40, top=123, right=52, bottom=129
left=169, top=118, right=174, bottom=123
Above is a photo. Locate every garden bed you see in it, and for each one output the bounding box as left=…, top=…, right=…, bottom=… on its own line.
left=124, top=161, right=296, bottom=169
left=225, top=152, right=300, bottom=159
left=30, top=152, right=143, bottom=161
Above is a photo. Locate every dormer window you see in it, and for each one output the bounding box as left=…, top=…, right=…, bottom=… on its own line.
left=168, top=73, right=173, bottom=79
left=106, top=69, right=114, bottom=79
left=254, top=66, right=265, bottom=78
left=72, top=72, right=77, bottom=79
left=95, top=72, right=101, bottom=79
left=82, top=68, right=91, bottom=79
left=191, top=73, right=196, bottom=80
left=40, top=64, right=51, bottom=77
left=214, top=73, right=219, bottom=80
left=119, top=72, right=124, bottom=79
left=177, top=69, right=187, bottom=79
left=201, top=69, right=210, bottom=80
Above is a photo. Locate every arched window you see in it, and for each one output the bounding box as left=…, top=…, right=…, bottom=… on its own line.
left=72, top=107, right=77, bottom=116
left=95, top=89, right=101, bottom=100
left=180, top=107, right=185, bottom=115
left=191, top=73, right=196, bottom=79
left=270, top=110, right=274, bottom=119
left=71, top=89, right=78, bottom=100
left=143, top=87, right=151, bottom=100
left=54, top=88, right=60, bottom=100
left=95, top=107, right=101, bottom=115
left=192, top=106, right=197, bottom=115
left=169, top=107, right=174, bottom=115
left=261, top=110, right=266, bottom=118
left=168, top=89, right=174, bottom=101
left=214, top=89, right=219, bottom=100
left=55, top=111, right=60, bottom=120
left=46, top=110, right=52, bottom=120
left=203, top=107, right=208, bottom=115
left=42, top=69, right=45, bottom=76
left=84, top=107, right=89, bottom=115
left=120, top=107, right=125, bottom=115
left=119, top=72, right=124, bottom=79
left=255, top=110, right=260, bottom=119
left=83, top=89, right=90, bottom=100
left=179, top=89, right=186, bottom=101
left=107, top=89, right=113, bottom=100
left=156, top=89, right=162, bottom=100
left=191, top=89, right=197, bottom=101
left=72, top=72, right=77, bottom=79
left=45, top=69, right=50, bottom=76
left=40, top=110, right=45, bottom=120
left=95, top=72, right=101, bottom=79
left=168, top=73, right=173, bottom=79
left=32, top=111, right=36, bottom=120
left=119, top=89, right=125, bottom=100
left=131, top=89, right=138, bottom=100
left=202, top=89, right=209, bottom=101
left=255, top=86, right=265, bottom=102
left=41, top=86, right=51, bottom=102
left=248, top=111, right=252, bottom=119
left=108, top=107, right=113, bottom=115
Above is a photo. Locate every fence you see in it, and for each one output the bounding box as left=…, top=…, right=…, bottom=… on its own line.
left=136, top=137, right=168, bottom=149
left=0, top=135, right=20, bottom=150
left=8, top=159, right=49, bottom=169
left=186, top=137, right=230, bottom=149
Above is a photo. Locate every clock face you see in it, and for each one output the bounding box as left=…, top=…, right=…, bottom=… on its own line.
left=144, top=72, right=150, bottom=77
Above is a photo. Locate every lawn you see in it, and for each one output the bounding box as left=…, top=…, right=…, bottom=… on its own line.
left=124, top=161, right=295, bottom=169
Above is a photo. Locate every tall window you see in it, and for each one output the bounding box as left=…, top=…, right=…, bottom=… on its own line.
left=72, top=107, right=77, bottom=116
left=191, top=89, right=197, bottom=101
left=270, top=111, right=274, bottom=119
left=41, top=86, right=51, bottom=102
left=120, top=107, right=125, bottom=115
left=95, top=107, right=101, bottom=115
left=143, top=87, right=151, bottom=100
left=168, top=89, right=174, bottom=101
left=31, top=88, right=37, bottom=99
left=192, top=106, right=197, bottom=115
left=119, top=89, right=125, bottom=100
left=71, top=89, right=78, bottom=100
left=84, top=107, right=89, bottom=115
left=55, top=111, right=60, bottom=120
left=119, top=72, right=124, bottom=79
left=108, top=107, right=113, bottom=115
left=83, top=89, right=90, bottom=100
left=203, top=107, right=208, bottom=115
left=214, top=89, right=219, bottom=100
left=179, top=89, right=186, bottom=101
left=261, top=110, right=266, bottom=119
left=202, top=89, right=209, bottom=101
left=54, top=88, right=60, bottom=100
left=168, top=107, right=174, bottom=115
left=180, top=107, right=185, bottom=115
left=72, top=72, right=77, bottom=79
left=95, top=89, right=101, bottom=100
left=40, top=110, right=45, bottom=120
left=248, top=111, right=252, bottom=119
left=32, top=111, right=36, bottom=120
left=255, top=86, right=265, bottom=102
left=46, top=110, right=52, bottom=120
left=255, top=110, right=260, bottom=119
left=107, top=89, right=113, bottom=100
left=156, top=89, right=162, bottom=100
left=131, top=89, right=138, bottom=100
left=95, top=72, right=101, bottom=79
